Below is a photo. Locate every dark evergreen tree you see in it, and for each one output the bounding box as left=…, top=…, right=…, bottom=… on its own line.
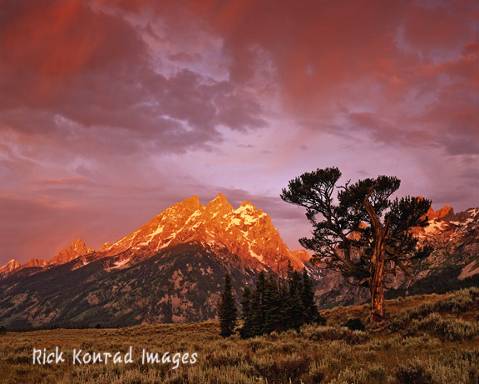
left=250, top=272, right=266, bottom=336
left=239, top=287, right=253, bottom=338
left=263, top=275, right=283, bottom=333
left=277, top=279, right=291, bottom=331
left=287, top=270, right=304, bottom=330
left=240, top=287, right=251, bottom=320
left=249, top=288, right=262, bottom=336
left=219, top=274, right=237, bottom=337
left=239, top=269, right=323, bottom=338
left=163, top=297, right=173, bottom=323
left=302, top=270, right=319, bottom=324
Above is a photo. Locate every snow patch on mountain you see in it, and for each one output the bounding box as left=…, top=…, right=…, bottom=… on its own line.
left=424, top=220, right=448, bottom=234
left=101, top=194, right=305, bottom=271
left=0, top=259, right=21, bottom=274
left=111, top=258, right=131, bottom=270
left=459, top=260, right=479, bottom=280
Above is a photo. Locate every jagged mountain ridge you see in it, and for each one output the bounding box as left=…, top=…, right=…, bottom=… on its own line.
left=0, top=243, right=258, bottom=328
left=1, top=196, right=477, bottom=328
left=316, top=206, right=479, bottom=307
left=0, top=194, right=305, bottom=277
left=0, top=239, right=93, bottom=277
left=0, top=259, right=21, bottom=275
left=50, top=239, right=94, bottom=265
left=0, top=194, right=306, bottom=329
left=394, top=206, right=479, bottom=293
left=101, top=193, right=305, bottom=272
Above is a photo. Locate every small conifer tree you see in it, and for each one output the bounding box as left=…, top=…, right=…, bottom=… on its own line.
left=302, top=270, right=320, bottom=324
left=240, top=287, right=253, bottom=338
left=219, top=274, right=237, bottom=337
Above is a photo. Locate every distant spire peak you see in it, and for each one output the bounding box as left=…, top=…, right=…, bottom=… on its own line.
left=206, top=193, right=233, bottom=210
left=173, top=195, right=201, bottom=210
left=238, top=201, right=256, bottom=209
left=212, top=193, right=228, bottom=201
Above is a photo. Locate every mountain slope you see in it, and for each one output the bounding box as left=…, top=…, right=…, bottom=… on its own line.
left=101, top=194, right=304, bottom=271
left=0, top=259, right=21, bottom=275
left=0, top=243, right=258, bottom=328
left=316, top=206, right=479, bottom=307
left=389, top=206, right=479, bottom=295
left=1, top=195, right=477, bottom=328
left=0, top=195, right=304, bottom=329
left=0, top=239, right=94, bottom=278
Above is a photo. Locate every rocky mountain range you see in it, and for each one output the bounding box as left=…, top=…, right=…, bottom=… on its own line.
left=0, top=194, right=306, bottom=329
left=316, top=205, right=479, bottom=307
left=0, top=239, right=93, bottom=275
left=391, top=206, right=479, bottom=294
left=0, top=195, right=477, bottom=329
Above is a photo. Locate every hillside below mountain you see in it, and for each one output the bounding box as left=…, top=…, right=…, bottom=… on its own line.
left=316, top=206, right=479, bottom=307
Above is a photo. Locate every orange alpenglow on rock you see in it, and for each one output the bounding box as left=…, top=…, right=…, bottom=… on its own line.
left=0, top=195, right=306, bottom=275
left=415, top=196, right=454, bottom=222
left=49, top=239, right=94, bottom=265
left=0, top=259, right=21, bottom=274
left=23, top=258, right=48, bottom=268
left=0, top=239, right=94, bottom=276
left=426, top=205, right=454, bottom=221
left=103, top=194, right=305, bottom=272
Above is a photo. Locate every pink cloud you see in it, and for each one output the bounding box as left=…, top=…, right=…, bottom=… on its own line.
left=0, top=0, right=477, bottom=263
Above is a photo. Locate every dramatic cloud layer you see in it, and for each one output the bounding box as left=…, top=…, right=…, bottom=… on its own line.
left=0, top=0, right=477, bottom=262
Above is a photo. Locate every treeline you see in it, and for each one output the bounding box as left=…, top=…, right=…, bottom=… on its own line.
left=219, top=269, right=325, bottom=338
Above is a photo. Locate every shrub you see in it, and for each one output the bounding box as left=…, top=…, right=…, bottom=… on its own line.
left=246, top=338, right=271, bottom=353
left=426, top=349, right=479, bottom=383
left=410, top=313, right=479, bottom=341
left=343, top=318, right=365, bottom=331
left=306, top=326, right=369, bottom=344
left=316, top=312, right=327, bottom=326
left=329, top=365, right=388, bottom=384
left=468, top=367, right=478, bottom=384
left=301, top=362, right=325, bottom=384
left=251, top=353, right=310, bottom=383
left=395, top=360, right=434, bottom=384
left=208, top=349, right=244, bottom=367
left=389, top=288, right=479, bottom=332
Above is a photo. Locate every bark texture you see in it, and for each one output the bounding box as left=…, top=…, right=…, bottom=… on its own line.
left=363, top=196, right=387, bottom=321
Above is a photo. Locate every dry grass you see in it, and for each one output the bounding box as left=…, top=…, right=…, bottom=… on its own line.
left=1, top=288, right=478, bottom=383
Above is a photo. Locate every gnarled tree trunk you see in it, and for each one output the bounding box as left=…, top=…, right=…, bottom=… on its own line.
left=363, top=195, right=387, bottom=322
left=370, top=234, right=385, bottom=321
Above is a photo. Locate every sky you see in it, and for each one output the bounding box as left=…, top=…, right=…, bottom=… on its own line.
left=0, top=0, right=478, bottom=264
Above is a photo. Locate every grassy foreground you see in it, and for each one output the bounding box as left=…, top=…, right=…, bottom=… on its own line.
left=1, top=288, right=478, bottom=384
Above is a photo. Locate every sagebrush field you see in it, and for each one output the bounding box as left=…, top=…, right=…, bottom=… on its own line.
left=1, top=288, right=478, bottom=384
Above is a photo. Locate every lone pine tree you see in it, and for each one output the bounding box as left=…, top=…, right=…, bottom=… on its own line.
left=281, top=167, right=431, bottom=321
left=219, top=274, right=237, bottom=337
